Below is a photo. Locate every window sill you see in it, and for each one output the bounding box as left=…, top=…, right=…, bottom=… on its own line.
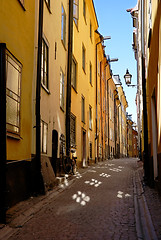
left=82, top=67, right=86, bottom=74
left=73, top=20, right=79, bottom=31
left=41, top=83, right=50, bottom=94
left=45, top=1, right=52, bottom=14
left=72, top=85, right=78, bottom=93
left=7, top=132, right=21, bottom=140
left=60, top=106, right=65, bottom=112
left=61, top=40, right=67, bottom=51
left=17, top=0, right=26, bottom=11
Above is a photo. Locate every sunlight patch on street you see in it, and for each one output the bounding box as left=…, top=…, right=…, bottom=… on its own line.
left=117, top=191, right=131, bottom=199
left=99, top=173, right=111, bottom=178
left=72, top=191, right=90, bottom=206
left=84, top=179, right=102, bottom=187
left=74, top=172, right=82, bottom=179
left=109, top=168, right=122, bottom=172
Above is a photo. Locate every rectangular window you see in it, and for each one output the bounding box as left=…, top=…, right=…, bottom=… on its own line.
left=83, top=0, right=86, bottom=20
left=6, top=50, right=22, bottom=135
left=61, top=5, right=66, bottom=46
left=70, top=113, right=76, bottom=147
left=81, top=95, right=85, bottom=123
left=60, top=68, right=65, bottom=110
left=89, top=142, right=92, bottom=159
left=89, top=105, right=92, bottom=130
left=73, top=0, right=79, bottom=26
left=72, top=57, right=77, bottom=89
left=41, top=39, right=49, bottom=89
left=41, top=120, right=48, bottom=154
left=98, top=61, right=100, bottom=75
left=82, top=44, right=86, bottom=72
left=90, top=62, right=92, bottom=85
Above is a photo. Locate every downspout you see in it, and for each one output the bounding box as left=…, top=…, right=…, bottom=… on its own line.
left=95, top=43, right=98, bottom=163
left=107, top=76, right=111, bottom=159
left=100, top=61, right=103, bottom=161
left=35, top=0, right=45, bottom=194
left=0, top=43, right=6, bottom=223
left=66, top=0, right=73, bottom=159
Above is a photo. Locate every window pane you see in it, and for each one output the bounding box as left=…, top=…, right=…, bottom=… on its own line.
left=41, top=40, right=48, bottom=89
left=60, top=69, right=64, bottom=109
left=7, top=57, right=20, bottom=95
left=6, top=51, right=21, bottom=134
left=43, top=123, right=47, bottom=153
left=72, top=58, right=76, bottom=89
left=61, top=5, right=66, bottom=46
left=6, top=96, right=19, bottom=130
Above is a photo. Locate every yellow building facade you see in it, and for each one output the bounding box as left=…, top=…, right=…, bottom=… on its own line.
left=71, top=0, right=98, bottom=167
left=0, top=0, right=35, bottom=162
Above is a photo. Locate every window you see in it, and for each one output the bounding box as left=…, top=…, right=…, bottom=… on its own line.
left=81, top=95, right=85, bottom=123
left=82, top=44, right=86, bottom=72
left=61, top=5, right=66, bottom=46
left=6, top=50, right=22, bottom=135
left=41, top=39, right=49, bottom=90
left=89, top=105, right=92, bottom=130
left=73, top=0, right=79, bottom=26
left=90, top=62, right=92, bottom=85
left=89, top=142, right=92, bottom=159
left=98, top=61, right=100, bottom=75
left=60, top=68, right=65, bottom=110
left=41, top=120, right=48, bottom=154
left=90, top=22, right=92, bottom=40
left=83, top=0, right=86, bottom=21
left=70, top=113, right=76, bottom=146
left=72, top=57, right=77, bottom=89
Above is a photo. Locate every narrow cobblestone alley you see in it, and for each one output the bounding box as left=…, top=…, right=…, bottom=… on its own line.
left=1, top=158, right=141, bottom=240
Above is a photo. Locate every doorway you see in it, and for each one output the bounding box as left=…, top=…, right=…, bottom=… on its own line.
left=52, top=130, right=58, bottom=175
left=151, top=90, right=158, bottom=180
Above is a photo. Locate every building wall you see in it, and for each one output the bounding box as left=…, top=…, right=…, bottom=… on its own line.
left=72, top=0, right=98, bottom=167
left=0, top=0, right=35, bottom=161
left=108, top=77, right=116, bottom=158
left=145, top=1, right=161, bottom=186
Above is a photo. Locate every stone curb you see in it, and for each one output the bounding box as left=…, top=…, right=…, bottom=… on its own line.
left=134, top=166, right=158, bottom=240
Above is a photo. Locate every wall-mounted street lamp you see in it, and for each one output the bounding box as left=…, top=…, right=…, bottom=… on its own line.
left=124, top=69, right=137, bottom=87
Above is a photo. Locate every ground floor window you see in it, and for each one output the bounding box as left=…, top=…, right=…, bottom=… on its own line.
left=41, top=120, right=48, bottom=154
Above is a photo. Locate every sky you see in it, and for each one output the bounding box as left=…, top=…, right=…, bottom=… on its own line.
left=93, top=0, right=137, bottom=124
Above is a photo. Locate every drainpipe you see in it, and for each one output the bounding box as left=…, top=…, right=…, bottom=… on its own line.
left=95, top=43, right=98, bottom=163
left=66, top=0, right=73, bottom=159
left=100, top=61, right=104, bottom=161
left=107, top=76, right=112, bottom=159
left=35, top=0, right=45, bottom=194
left=0, top=43, right=6, bottom=223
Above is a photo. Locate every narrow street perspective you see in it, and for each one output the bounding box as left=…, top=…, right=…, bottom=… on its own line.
left=1, top=0, right=161, bottom=239
left=0, top=158, right=160, bottom=240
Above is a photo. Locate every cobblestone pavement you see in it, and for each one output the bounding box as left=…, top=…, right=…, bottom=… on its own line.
left=3, top=158, right=139, bottom=240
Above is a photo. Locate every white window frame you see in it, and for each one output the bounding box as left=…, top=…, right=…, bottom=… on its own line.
left=41, top=38, right=49, bottom=90
left=61, top=4, right=66, bottom=47
left=41, top=120, right=48, bottom=154
left=6, top=50, right=22, bottom=135
left=60, top=68, right=65, bottom=110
